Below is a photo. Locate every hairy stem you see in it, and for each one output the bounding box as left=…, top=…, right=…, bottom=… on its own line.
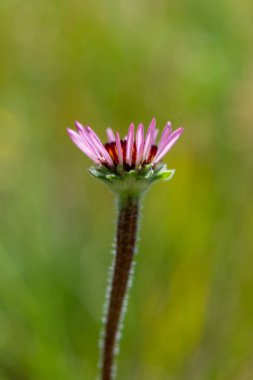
left=101, top=195, right=140, bottom=380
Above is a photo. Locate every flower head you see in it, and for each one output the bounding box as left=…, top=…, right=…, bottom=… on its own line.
left=67, top=118, right=183, bottom=195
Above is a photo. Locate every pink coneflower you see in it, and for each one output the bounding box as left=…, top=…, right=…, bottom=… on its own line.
left=67, top=117, right=184, bottom=380
left=67, top=118, right=183, bottom=171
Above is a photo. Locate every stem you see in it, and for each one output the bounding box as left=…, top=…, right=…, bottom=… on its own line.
left=101, top=195, right=140, bottom=380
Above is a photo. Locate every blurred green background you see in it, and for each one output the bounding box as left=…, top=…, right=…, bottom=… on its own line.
left=1, top=1, right=253, bottom=379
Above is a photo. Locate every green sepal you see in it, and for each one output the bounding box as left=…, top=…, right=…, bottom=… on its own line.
left=149, top=166, right=175, bottom=183
left=88, top=163, right=175, bottom=196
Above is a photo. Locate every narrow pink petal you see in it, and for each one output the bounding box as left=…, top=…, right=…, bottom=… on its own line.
left=142, top=118, right=156, bottom=162
left=67, top=128, right=100, bottom=163
left=162, top=121, right=172, bottom=138
left=75, top=121, right=92, bottom=145
left=153, top=127, right=184, bottom=164
left=157, top=126, right=184, bottom=155
left=157, top=121, right=172, bottom=148
left=75, top=121, right=86, bottom=135
left=81, top=125, right=113, bottom=165
left=156, top=123, right=175, bottom=154
left=86, top=127, right=114, bottom=166
left=126, top=123, right=135, bottom=166
left=106, top=127, right=116, bottom=142
left=115, top=132, right=123, bottom=165
left=135, top=123, right=144, bottom=165
left=75, top=121, right=102, bottom=158
left=153, top=128, right=159, bottom=145
left=82, top=126, right=106, bottom=163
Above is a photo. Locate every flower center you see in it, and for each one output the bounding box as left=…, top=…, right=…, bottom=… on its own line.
left=104, top=140, right=158, bottom=170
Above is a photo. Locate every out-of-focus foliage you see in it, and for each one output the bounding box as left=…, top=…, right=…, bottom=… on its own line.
left=1, top=1, right=253, bottom=379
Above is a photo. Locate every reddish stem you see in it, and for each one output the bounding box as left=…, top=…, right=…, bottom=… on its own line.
left=101, top=195, right=139, bottom=380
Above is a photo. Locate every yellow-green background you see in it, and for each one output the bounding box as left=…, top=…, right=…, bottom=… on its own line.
left=1, top=1, right=253, bottom=379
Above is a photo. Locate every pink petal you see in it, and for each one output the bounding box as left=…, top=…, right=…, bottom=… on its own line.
left=115, top=132, right=123, bottom=165
left=75, top=121, right=103, bottom=160
left=158, top=121, right=172, bottom=148
left=153, top=127, right=184, bottom=164
left=135, top=123, right=144, bottom=165
left=76, top=121, right=95, bottom=149
left=157, top=123, right=176, bottom=154
left=142, top=118, right=156, bottom=162
left=67, top=128, right=99, bottom=163
left=106, top=127, right=116, bottom=142
left=153, top=128, right=159, bottom=145
left=86, top=127, right=114, bottom=166
left=75, top=121, right=86, bottom=135
left=126, top=123, right=135, bottom=166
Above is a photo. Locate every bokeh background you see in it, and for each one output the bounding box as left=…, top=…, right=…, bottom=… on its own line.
left=1, top=1, right=253, bottom=379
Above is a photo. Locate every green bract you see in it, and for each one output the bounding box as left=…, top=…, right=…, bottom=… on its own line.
left=89, top=163, right=175, bottom=197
